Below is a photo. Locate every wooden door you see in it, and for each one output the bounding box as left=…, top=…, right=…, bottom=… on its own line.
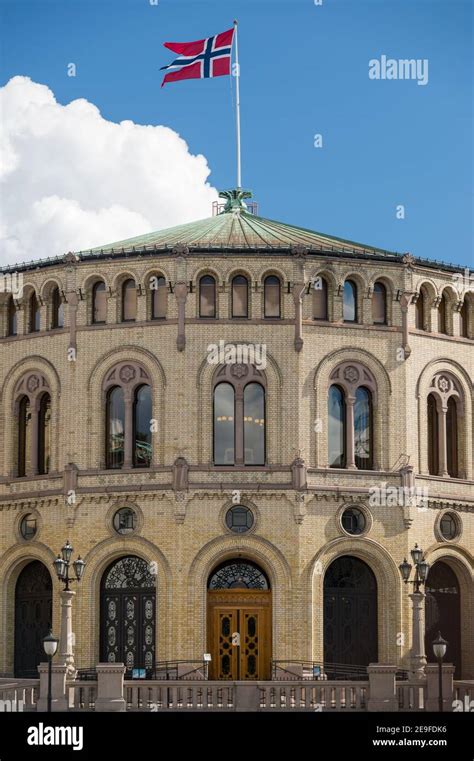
left=208, top=590, right=271, bottom=680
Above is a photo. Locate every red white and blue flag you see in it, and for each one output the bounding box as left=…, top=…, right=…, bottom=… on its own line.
left=161, top=27, right=234, bottom=87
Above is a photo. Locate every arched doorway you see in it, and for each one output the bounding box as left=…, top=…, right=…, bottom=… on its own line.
left=323, top=556, right=378, bottom=678
left=207, top=559, right=272, bottom=680
left=425, top=561, right=461, bottom=677
left=100, top=556, right=156, bottom=674
left=14, top=561, right=52, bottom=677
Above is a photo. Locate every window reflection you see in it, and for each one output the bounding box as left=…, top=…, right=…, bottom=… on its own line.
left=134, top=385, right=152, bottom=467
left=354, top=387, right=372, bottom=470
left=343, top=280, right=357, bottom=322
left=328, top=385, right=345, bottom=468
left=214, top=383, right=235, bottom=464
left=107, top=386, right=125, bottom=469
left=244, top=383, right=265, bottom=465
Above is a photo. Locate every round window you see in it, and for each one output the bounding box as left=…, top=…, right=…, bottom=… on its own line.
left=439, top=512, right=459, bottom=541
left=113, top=507, right=137, bottom=535
left=225, top=505, right=254, bottom=534
left=341, top=507, right=366, bottom=536
left=20, top=514, right=37, bottom=540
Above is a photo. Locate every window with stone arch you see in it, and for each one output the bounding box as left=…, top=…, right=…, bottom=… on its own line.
left=28, top=291, right=41, bottom=333
left=438, top=290, right=449, bottom=334
left=7, top=295, right=17, bottom=336
left=50, top=286, right=64, bottom=329
left=415, top=286, right=427, bottom=331
left=213, top=364, right=266, bottom=466
left=343, top=279, right=358, bottom=323
left=327, top=362, right=377, bottom=470
left=147, top=273, right=168, bottom=320
left=121, top=278, right=137, bottom=322
left=372, top=281, right=387, bottom=325
left=199, top=275, right=216, bottom=318
left=263, top=275, right=281, bottom=318
left=14, top=372, right=52, bottom=477
left=426, top=373, right=463, bottom=479
left=92, top=280, right=107, bottom=324
left=104, top=362, right=153, bottom=470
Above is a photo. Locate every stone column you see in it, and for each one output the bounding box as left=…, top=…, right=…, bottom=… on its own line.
left=409, top=591, right=427, bottom=680
left=59, top=589, right=76, bottom=677
left=399, top=292, right=412, bottom=358
left=367, top=665, right=399, bottom=712
left=174, top=283, right=188, bottom=351
left=438, top=406, right=449, bottom=477
left=235, top=387, right=244, bottom=465
left=95, top=664, right=126, bottom=712
left=68, top=291, right=78, bottom=356
left=425, top=664, right=455, bottom=712
left=37, top=663, right=68, bottom=712
left=28, top=399, right=39, bottom=476
left=123, top=389, right=134, bottom=469
left=292, top=283, right=306, bottom=352
left=345, top=395, right=356, bottom=469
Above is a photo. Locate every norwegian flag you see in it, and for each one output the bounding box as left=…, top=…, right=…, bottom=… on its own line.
left=161, top=27, right=234, bottom=87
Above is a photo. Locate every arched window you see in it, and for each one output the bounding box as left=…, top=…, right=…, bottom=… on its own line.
left=313, top=276, right=328, bottom=320
left=343, top=280, right=357, bottom=322
left=122, top=278, right=137, bottom=322
left=213, top=383, right=235, bottom=465
left=29, top=292, right=40, bottom=333
left=51, top=287, right=64, bottom=329
left=372, top=282, right=386, bottom=325
left=18, top=396, right=31, bottom=477
left=38, top=393, right=51, bottom=475
left=460, top=300, right=469, bottom=338
left=7, top=296, right=17, bottom=336
left=106, top=386, right=125, bottom=469
left=150, top=275, right=167, bottom=319
left=438, top=292, right=448, bottom=334
left=133, top=385, right=152, bottom=468
left=232, top=275, right=248, bottom=318
left=199, top=275, right=216, bottom=318
left=243, top=383, right=265, bottom=465
left=415, top=289, right=425, bottom=330
left=92, top=281, right=107, bottom=324
left=446, top=396, right=458, bottom=478
left=328, top=385, right=345, bottom=468
left=264, top=276, right=280, bottom=318
left=427, top=394, right=439, bottom=475
left=354, top=387, right=372, bottom=470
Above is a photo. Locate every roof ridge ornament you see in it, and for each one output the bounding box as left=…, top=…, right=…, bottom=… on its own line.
left=218, top=188, right=253, bottom=214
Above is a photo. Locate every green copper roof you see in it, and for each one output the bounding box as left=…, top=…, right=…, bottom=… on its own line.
left=78, top=189, right=400, bottom=259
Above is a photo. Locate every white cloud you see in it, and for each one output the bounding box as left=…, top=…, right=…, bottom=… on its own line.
left=0, top=76, right=218, bottom=266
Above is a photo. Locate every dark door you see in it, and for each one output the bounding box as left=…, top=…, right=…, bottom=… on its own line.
left=100, top=556, right=156, bottom=673
left=14, top=561, right=52, bottom=677
left=324, top=556, right=378, bottom=678
left=425, top=561, right=461, bottom=677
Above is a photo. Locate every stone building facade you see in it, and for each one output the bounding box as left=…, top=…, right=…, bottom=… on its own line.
left=0, top=189, right=472, bottom=682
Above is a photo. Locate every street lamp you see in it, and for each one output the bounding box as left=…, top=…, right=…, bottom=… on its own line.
left=433, top=631, right=448, bottom=712
left=43, top=631, right=59, bottom=713
left=52, top=541, right=85, bottom=675
left=399, top=544, right=431, bottom=679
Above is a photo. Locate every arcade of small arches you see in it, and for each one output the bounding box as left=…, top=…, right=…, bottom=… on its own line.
left=9, top=549, right=468, bottom=681
left=3, top=272, right=473, bottom=338
left=6, top=361, right=469, bottom=479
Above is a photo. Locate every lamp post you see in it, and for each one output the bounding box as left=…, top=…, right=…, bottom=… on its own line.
left=399, top=544, right=431, bottom=680
left=433, top=631, right=448, bottom=712
left=52, top=540, right=85, bottom=676
left=43, top=631, right=59, bottom=713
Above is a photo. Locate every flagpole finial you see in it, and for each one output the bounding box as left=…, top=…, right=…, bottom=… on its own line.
left=233, top=19, right=238, bottom=25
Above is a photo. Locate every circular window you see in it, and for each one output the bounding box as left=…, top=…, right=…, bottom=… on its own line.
left=225, top=505, right=254, bottom=534
left=341, top=507, right=366, bottom=536
left=20, top=514, right=37, bottom=540
left=113, top=507, right=137, bottom=535
left=439, top=512, right=459, bottom=541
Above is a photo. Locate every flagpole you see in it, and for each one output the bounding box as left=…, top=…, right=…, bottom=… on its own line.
left=233, top=19, right=241, bottom=189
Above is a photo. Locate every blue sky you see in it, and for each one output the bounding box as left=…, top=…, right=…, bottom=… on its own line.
left=1, top=0, right=472, bottom=266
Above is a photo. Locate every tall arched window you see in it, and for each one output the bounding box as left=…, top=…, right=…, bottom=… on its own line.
left=415, top=289, right=425, bottom=330
left=264, top=276, right=280, bottom=318
left=343, top=280, right=357, bottom=322
left=51, top=287, right=64, bottom=329
left=29, top=292, right=40, bottom=333
left=122, top=279, right=137, bottom=322
left=427, top=393, right=439, bottom=475
left=313, top=277, right=328, bottom=320
left=106, top=386, right=125, bottom=469
left=38, top=393, right=51, bottom=475
left=151, top=275, right=167, bottom=319
left=243, top=383, right=265, bottom=464
left=438, top=292, right=448, bottom=334
left=354, top=387, right=372, bottom=470
left=460, top=300, right=469, bottom=338
left=199, top=275, right=216, bottom=318
left=232, top=275, right=248, bottom=318
left=446, top=397, right=458, bottom=478
left=214, top=383, right=235, bottom=465
left=92, top=281, right=107, bottom=324
left=372, top=282, right=386, bottom=325
left=328, top=385, right=345, bottom=468
left=133, top=385, right=152, bottom=467
left=7, top=296, right=17, bottom=336
left=18, top=396, right=31, bottom=477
